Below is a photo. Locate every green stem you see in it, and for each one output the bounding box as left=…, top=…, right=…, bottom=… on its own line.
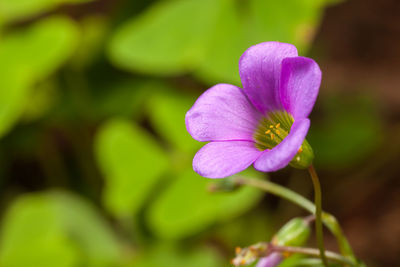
left=308, top=165, right=328, bottom=267
left=234, top=176, right=357, bottom=265
left=321, top=213, right=356, bottom=262
left=271, top=244, right=355, bottom=266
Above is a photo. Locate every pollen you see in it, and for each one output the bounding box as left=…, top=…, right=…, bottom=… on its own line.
left=298, top=146, right=303, bottom=153
left=254, top=111, right=295, bottom=151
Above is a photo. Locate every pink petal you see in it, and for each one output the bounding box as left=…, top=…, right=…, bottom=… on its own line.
left=239, top=42, right=298, bottom=114
left=256, top=253, right=283, bottom=267
left=193, top=141, right=262, bottom=178
left=254, top=118, right=310, bottom=172
left=279, top=57, right=321, bottom=120
left=186, top=84, right=261, bottom=142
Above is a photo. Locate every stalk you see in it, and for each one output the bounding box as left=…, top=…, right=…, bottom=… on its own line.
left=234, top=176, right=358, bottom=265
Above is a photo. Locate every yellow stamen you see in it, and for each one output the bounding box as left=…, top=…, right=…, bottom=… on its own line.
left=298, top=146, right=303, bottom=153
left=265, top=129, right=271, bottom=134
left=270, top=133, right=274, bottom=140
left=276, top=130, right=280, bottom=135
left=269, top=125, right=274, bottom=128
left=276, top=123, right=280, bottom=128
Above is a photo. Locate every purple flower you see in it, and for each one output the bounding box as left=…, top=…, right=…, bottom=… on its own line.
left=256, top=253, right=283, bottom=267
left=186, top=42, right=321, bottom=178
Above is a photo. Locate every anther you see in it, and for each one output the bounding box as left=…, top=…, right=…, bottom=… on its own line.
left=270, top=133, right=274, bottom=140
left=298, top=146, right=303, bottom=153
left=269, top=125, right=274, bottom=128
left=265, top=129, right=271, bottom=134
left=276, top=123, right=280, bottom=128
left=276, top=130, right=280, bottom=135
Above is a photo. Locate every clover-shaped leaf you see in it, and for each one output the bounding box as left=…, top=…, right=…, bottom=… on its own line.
left=95, top=118, right=169, bottom=216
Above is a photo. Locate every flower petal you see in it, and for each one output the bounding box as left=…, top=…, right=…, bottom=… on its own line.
left=185, top=83, right=261, bottom=142
left=279, top=57, right=321, bottom=120
left=254, top=118, right=310, bottom=172
left=256, top=253, right=283, bottom=267
left=239, top=42, right=298, bottom=114
left=193, top=141, right=261, bottom=178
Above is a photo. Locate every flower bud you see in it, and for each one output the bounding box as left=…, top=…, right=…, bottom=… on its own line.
left=289, top=139, right=314, bottom=170
left=255, top=253, right=282, bottom=267
left=272, top=217, right=311, bottom=247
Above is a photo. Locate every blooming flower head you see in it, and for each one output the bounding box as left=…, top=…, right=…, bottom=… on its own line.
left=186, top=42, right=321, bottom=178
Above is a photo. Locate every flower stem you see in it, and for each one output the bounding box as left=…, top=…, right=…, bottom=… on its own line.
left=271, top=244, right=355, bottom=266
left=308, top=165, right=328, bottom=267
left=235, top=176, right=315, bottom=212
left=233, top=242, right=356, bottom=267
left=234, top=176, right=357, bottom=265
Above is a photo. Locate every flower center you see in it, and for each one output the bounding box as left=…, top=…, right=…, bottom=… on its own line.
left=253, top=111, right=314, bottom=169
left=253, top=111, right=294, bottom=151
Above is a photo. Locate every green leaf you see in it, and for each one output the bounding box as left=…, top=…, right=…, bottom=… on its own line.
left=21, top=79, right=58, bottom=122
left=146, top=168, right=263, bottom=239
left=108, top=0, right=329, bottom=85
left=197, top=0, right=328, bottom=85
left=0, top=0, right=92, bottom=24
left=0, top=16, right=79, bottom=138
left=108, top=0, right=220, bottom=75
left=0, top=67, right=32, bottom=139
left=247, top=0, right=323, bottom=53
left=0, top=191, right=121, bottom=267
left=195, top=0, right=244, bottom=85
left=95, top=118, right=169, bottom=216
left=71, top=15, right=109, bottom=70
left=10, top=16, right=80, bottom=79
left=131, top=245, right=223, bottom=267
left=147, top=89, right=200, bottom=154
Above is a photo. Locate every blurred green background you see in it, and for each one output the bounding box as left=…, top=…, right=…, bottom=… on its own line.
left=0, top=0, right=399, bottom=266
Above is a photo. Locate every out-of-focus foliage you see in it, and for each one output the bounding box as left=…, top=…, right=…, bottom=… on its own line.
left=147, top=168, right=263, bottom=239
left=309, top=95, right=382, bottom=169
left=0, top=0, right=92, bottom=25
left=0, top=0, right=387, bottom=266
left=147, top=88, right=201, bottom=153
left=0, top=191, right=121, bottom=267
left=109, top=0, right=218, bottom=76
left=0, top=16, right=79, bottom=138
left=95, top=118, right=169, bottom=217
left=108, top=0, right=331, bottom=84
left=131, top=245, right=224, bottom=267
